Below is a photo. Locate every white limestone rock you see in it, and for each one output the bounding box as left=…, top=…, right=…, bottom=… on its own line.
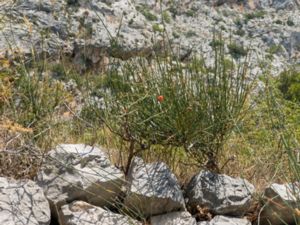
left=0, top=177, right=50, bottom=225
left=124, top=157, right=185, bottom=217
left=151, top=211, right=197, bottom=225
left=61, top=200, right=141, bottom=225
left=36, top=144, right=124, bottom=223
left=185, top=171, right=255, bottom=216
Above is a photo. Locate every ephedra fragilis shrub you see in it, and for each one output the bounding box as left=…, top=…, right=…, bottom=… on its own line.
left=101, top=38, right=255, bottom=174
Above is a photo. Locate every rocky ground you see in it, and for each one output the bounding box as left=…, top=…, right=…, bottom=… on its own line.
left=1, top=144, right=300, bottom=225
left=0, top=0, right=299, bottom=74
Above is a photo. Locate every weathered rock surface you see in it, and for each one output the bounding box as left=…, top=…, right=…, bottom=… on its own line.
left=185, top=171, right=255, bottom=216
left=0, top=177, right=50, bottom=225
left=0, top=0, right=299, bottom=73
left=260, top=182, right=300, bottom=225
left=36, top=144, right=124, bottom=223
left=197, top=215, right=251, bottom=225
left=198, top=222, right=210, bottom=225
left=61, top=200, right=141, bottom=225
left=123, top=157, right=185, bottom=217
left=150, top=211, right=197, bottom=225
left=192, top=0, right=300, bottom=9
left=0, top=0, right=155, bottom=70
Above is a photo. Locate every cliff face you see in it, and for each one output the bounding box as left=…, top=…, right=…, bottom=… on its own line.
left=209, top=0, right=299, bottom=9
left=0, top=0, right=299, bottom=73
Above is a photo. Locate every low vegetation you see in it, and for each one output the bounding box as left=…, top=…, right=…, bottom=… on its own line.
left=0, top=34, right=299, bottom=193
left=244, top=10, right=266, bottom=23
left=99, top=40, right=253, bottom=174
left=277, top=68, right=300, bottom=103
left=136, top=4, right=158, bottom=21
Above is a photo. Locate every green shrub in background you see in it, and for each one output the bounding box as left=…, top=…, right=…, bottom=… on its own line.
left=244, top=10, right=266, bottom=23
left=101, top=38, right=255, bottom=173
left=261, top=71, right=300, bottom=188
left=277, top=68, right=300, bottom=103
left=136, top=4, right=158, bottom=21
left=267, top=44, right=284, bottom=55
left=152, top=24, right=164, bottom=33
left=162, top=10, right=171, bottom=23
left=287, top=18, right=295, bottom=26
left=228, top=42, right=248, bottom=59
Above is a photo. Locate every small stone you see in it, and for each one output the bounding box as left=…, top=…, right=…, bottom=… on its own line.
left=150, top=211, right=197, bottom=225
left=206, top=215, right=251, bottom=225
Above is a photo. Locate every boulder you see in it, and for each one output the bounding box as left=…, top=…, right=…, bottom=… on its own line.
left=60, top=200, right=141, bottom=225
left=198, top=215, right=251, bottom=225
left=123, top=157, right=185, bottom=218
left=185, top=171, right=255, bottom=216
left=0, top=177, right=50, bottom=225
left=36, top=144, right=124, bottom=223
left=260, top=183, right=300, bottom=225
left=150, top=211, right=197, bottom=225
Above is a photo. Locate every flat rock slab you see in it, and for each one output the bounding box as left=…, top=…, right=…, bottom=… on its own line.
left=36, top=144, right=124, bottom=222
left=61, top=200, right=141, bottom=225
left=198, top=216, right=251, bottom=225
left=185, top=171, right=255, bottom=216
left=260, top=182, right=300, bottom=225
left=151, top=211, right=197, bottom=225
left=124, top=157, right=185, bottom=218
left=0, top=177, right=50, bottom=225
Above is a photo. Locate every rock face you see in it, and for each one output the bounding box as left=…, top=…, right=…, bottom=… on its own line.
left=260, top=183, right=300, bottom=225
left=150, top=211, right=197, bottom=225
left=0, top=177, right=50, bottom=225
left=198, top=215, right=251, bottom=225
left=185, top=171, right=255, bottom=216
left=36, top=144, right=124, bottom=223
left=271, top=0, right=300, bottom=10
left=0, top=0, right=155, bottom=71
left=123, top=157, right=185, bottom=217
left=200, top=0, right=300, bottom=9
left=0, top=0, right=299, bottom=73
left=61, top=200, right=141, bottom=225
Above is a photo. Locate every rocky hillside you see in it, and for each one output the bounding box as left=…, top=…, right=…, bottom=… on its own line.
left=0, top=0, right=299, bottom=73
left=1, top=1, right=300, bottom=225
